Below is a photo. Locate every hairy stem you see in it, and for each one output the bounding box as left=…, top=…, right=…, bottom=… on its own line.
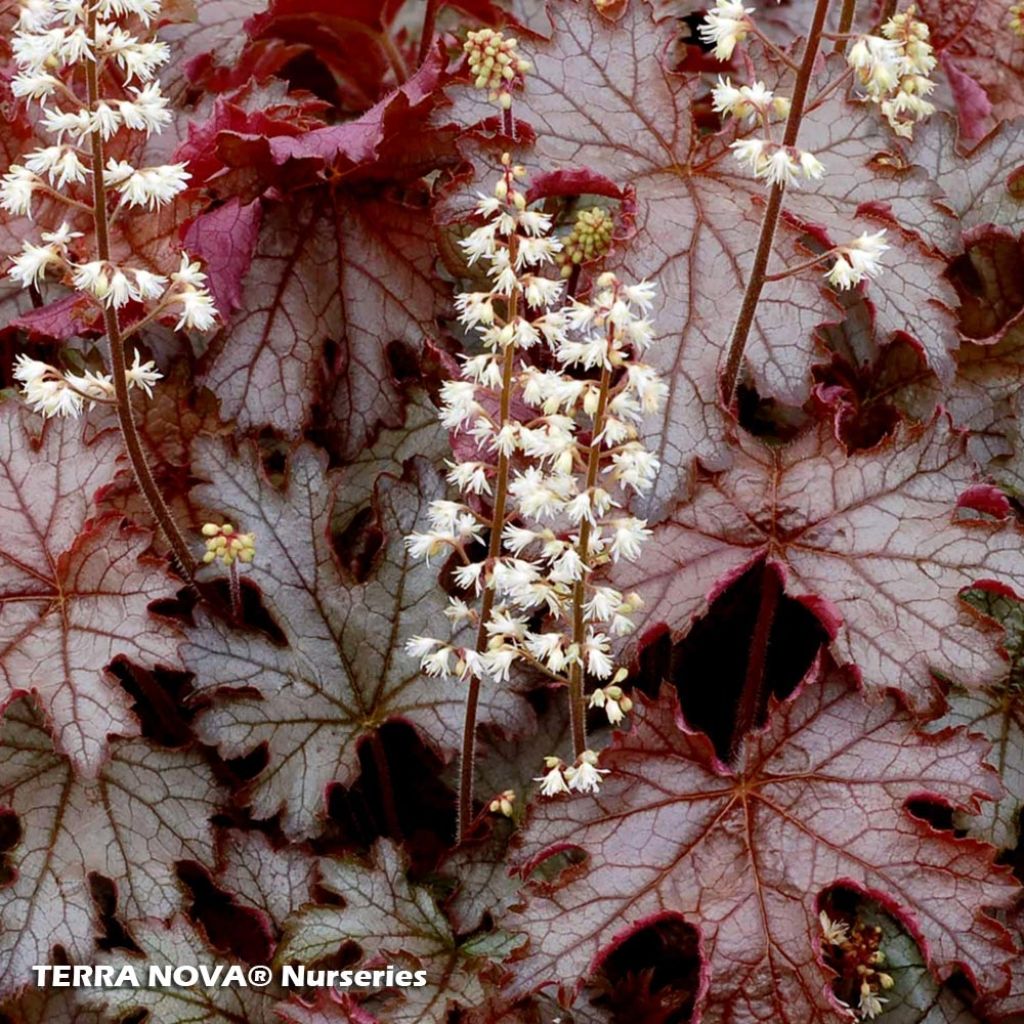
left=567, top=358, right=613, bottom=757
left=834, top=0, right=857, bottom=53
left=458, top=232, right=520, bottom=842
left=417, top=0, right=440, bottom=65
left=729, top=561, right=781, bottom=761
left=86, top=12, right=198, bottom=584
left=718, top=0, right=835, bottom=406
left=228, top=561, right=241, bottom=622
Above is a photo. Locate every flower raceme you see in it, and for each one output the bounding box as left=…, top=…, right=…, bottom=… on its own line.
left=404, top=159, right=666, bottom=797
left=2, top=0, right=218, bottom=418
left=846, top=5, right=937, bottom=138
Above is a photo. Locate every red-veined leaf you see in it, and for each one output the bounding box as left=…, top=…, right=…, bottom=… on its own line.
left=505, top=667, right=1019, bottom=1021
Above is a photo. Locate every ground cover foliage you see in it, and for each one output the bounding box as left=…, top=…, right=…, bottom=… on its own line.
left=0, top=0, right=1023, bottom=1022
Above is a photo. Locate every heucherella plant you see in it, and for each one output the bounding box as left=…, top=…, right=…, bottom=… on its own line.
left=404, top=153, right=666, bottom=836
left=2, top=0, right=216, bottom=582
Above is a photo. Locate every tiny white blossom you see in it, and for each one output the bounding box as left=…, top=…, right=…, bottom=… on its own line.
left=172, top=286, right=218, bottom=331
left=698, top=0, right=754, bottom=60
left=8, top=239, right=61, bottom=288
left=1, top=166, right=40, bottom=217
left=125, top=350, right=162, bottom=396
left=534, top=757, right=570, bottom=797
left=565, top=749, right=608, bottom=794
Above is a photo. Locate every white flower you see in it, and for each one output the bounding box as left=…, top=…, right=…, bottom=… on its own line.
left=90, top=101, right=121, bottom=139
left=13, top=356, right=84, bottom=419
left=711, top=75, right=744, bottom=116
left=549, top=547, right=586, bottom=584
left=455, top=291, right=496, bottom=328
left=173, top=287, right=218, bottom=331
left=439, top=380, right=479, bottom=430
left=453, top=561, right=486, bottom=593
left=858, top=989, right=887, bottom=1021
left=72, top=260, right=109, bottom=300
left=12, top=354, right=50, bottom=386
left=1, top=166, right=40, bottom=217
left=565, top=749, right=608, bottom=794
left=584, top=630, right=613, bottom=679
left=729, top=137, right=767, bottom=177
left=125, top=350, right=162, bottom=396
left=798, top=150, right=826, bottom=180
left=609, top=517, right=651, bottom=563
left=41, top=220, right=81, bottom=247
left=522, top=275, right=563, bottom=309
left=589, top=684, right=632, bottom=726
left=132, top=268, right=168, bottom=300
left=64, top=368, right=113, bottom=403
left=119, top=82, right=171, bottom=134
left=171, top=252, right=207, bottom=288
left=94, top=0, right=163, bottom=26
left=106, top=267, right=137, bottom=307
left=405, top=531, right=450, bottom=563
left=760, top=147, right=801, bottom=188
left=40, top=106, right=93, bottom=141
left=825, top=254, right=857, bottom=290
left=818, top=910, right=850, bottom=946
left=8, top=240, right=61, bottom=288
left=11, top=70, right=62, bottom=102
left=534, top=757, right=570, bottom=797
left=15, top=0, right=54, bottom=32
left=446, top=459, right=492, bottom=495
left=825, top=230, right=889, bottom=290
left=460, top=223, right=498, bottom=265
left=698, top=0, right=754, bottom=60
left=502, top=524, right=536, bottom=554
left=25, top=144, right=88, bottom=188
left=444, top=598, right=474, bottom=626
left=112, top=163, right=191, bottom=209
left=485, top=645, right=518, bottom=682
left=13, top=28, right=66, bottom=72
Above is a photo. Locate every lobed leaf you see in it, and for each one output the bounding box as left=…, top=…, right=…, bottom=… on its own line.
left=619, top=416, right=1024, bottom=710
left=0, top=408, right=182, bottom=770
left=0, top=697, right=221, bottom=996
left=182, top=443, right=529, bottom=837
left=506, top=667, right=1018, bottom=1021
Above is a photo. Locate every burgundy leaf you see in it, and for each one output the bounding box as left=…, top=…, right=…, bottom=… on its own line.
left=506, top=668, right=1019, bottom=1021
left=916, top=0, right=1024, bottom=126
left=80, top=917, right=279, bottom=1023
left=0, top=408, right=181, bottom=770
left=182, top=443, right=530, bottom=837
left=182, top=197, right=263, bottom=320
left=0, top=697, right=221, bottom=996
left=619, top=417, right=1024, bottom=711
left=445, top=4, right=959, bottom=514
left=217, top=829, right=317, bottom=934
left=195, top=188, right=446, bottom=453
left=279, top=841, right=516, bottom=1023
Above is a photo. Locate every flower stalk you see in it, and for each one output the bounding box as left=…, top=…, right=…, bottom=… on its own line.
left=718, top=0, right=835, bottom=406
left=84, top=9, right=197, bottom=582
left=567, top=357, right=612, bottom=756
left=459, top=227, right=520, bottom=841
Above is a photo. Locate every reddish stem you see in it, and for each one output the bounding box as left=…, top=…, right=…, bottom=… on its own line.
left=718, top=0, right=835, bottom=406
left=834, top=0, right=857, bottom=53
left=729, top=561, right=781, bottom=761
left=418, top=0, right=440, bottom=65
left=229, top=562, right=241, bottom=622
left=85, top=11, right=198, bottom=585
left=458, top=218, right=519, bottom=843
